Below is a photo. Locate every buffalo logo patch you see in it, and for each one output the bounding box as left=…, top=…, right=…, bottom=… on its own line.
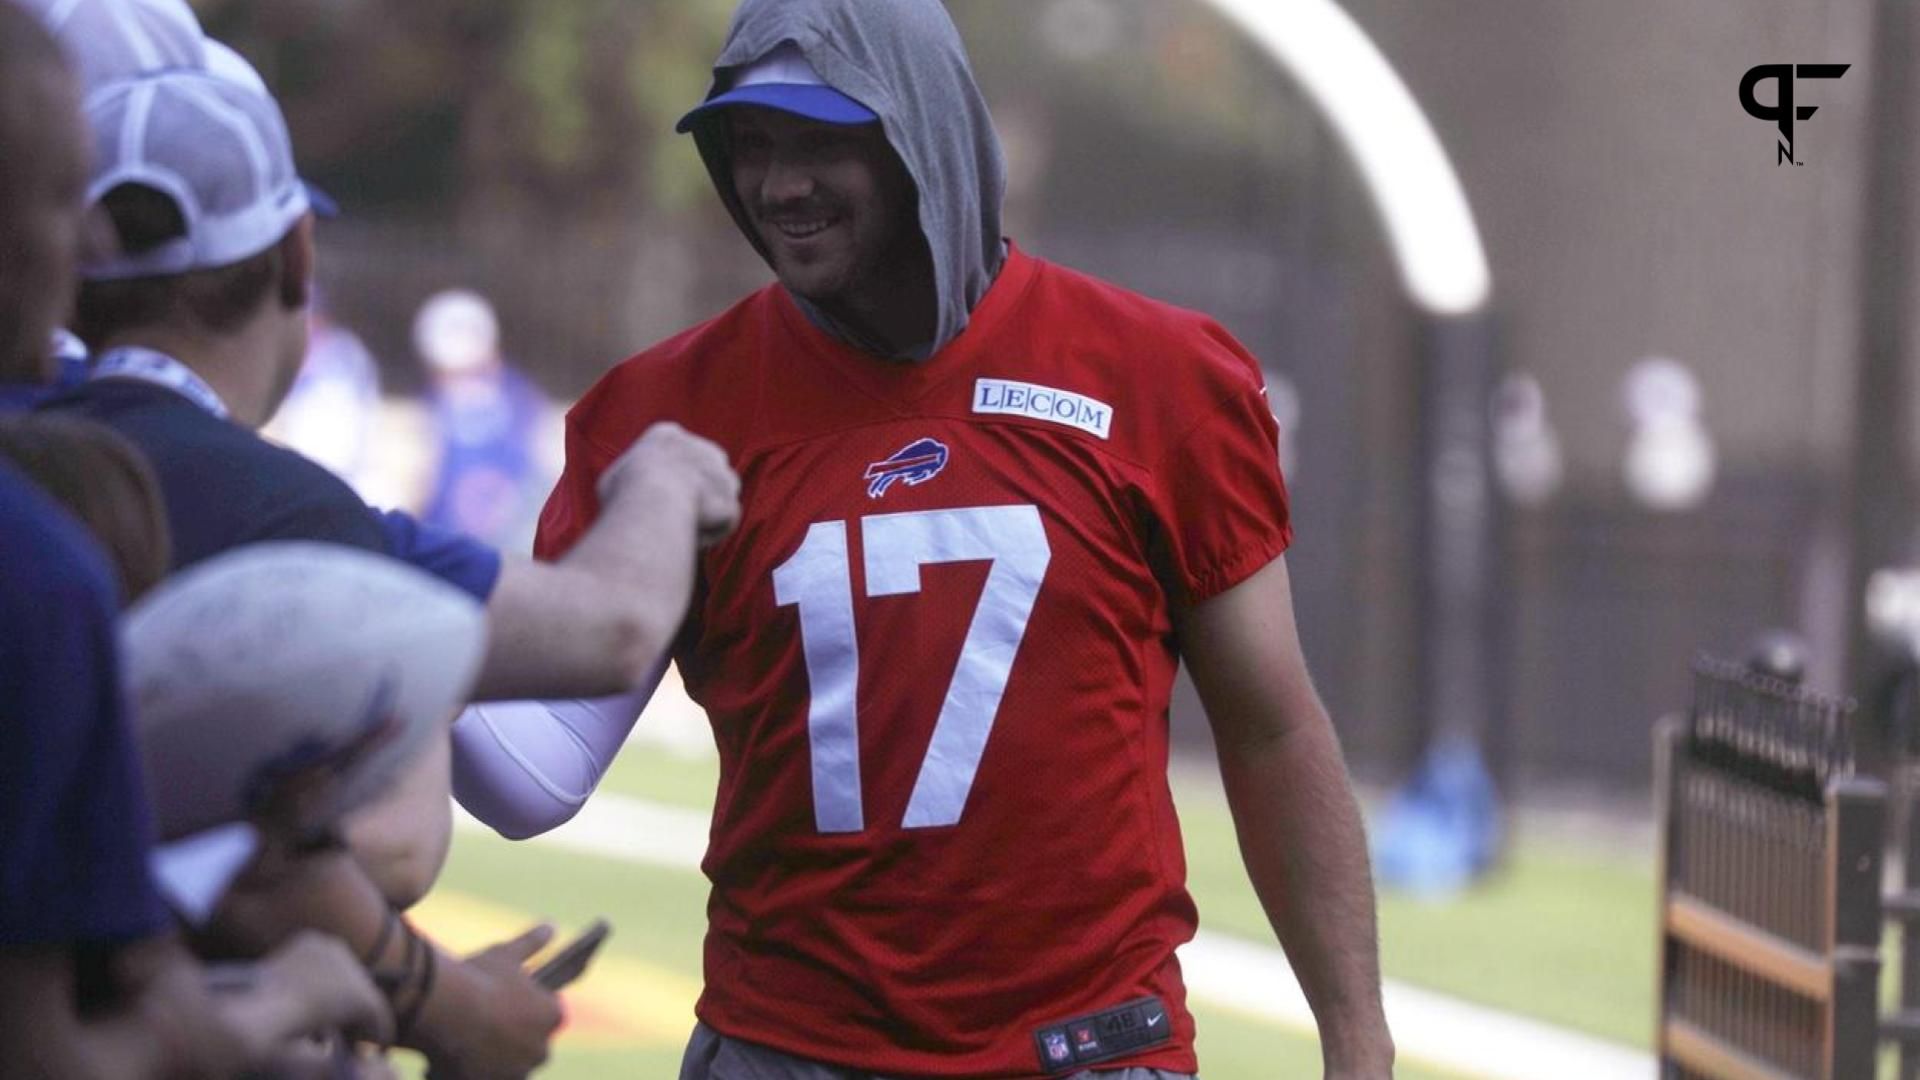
left=864, top=437, right=950, bottom=499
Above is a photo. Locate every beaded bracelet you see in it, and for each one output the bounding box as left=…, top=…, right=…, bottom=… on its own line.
left=360, top=905, right=400, bottom=970
left=393, top=921, right=438, bottom=1045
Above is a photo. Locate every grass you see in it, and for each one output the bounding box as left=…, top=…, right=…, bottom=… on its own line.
left=605, top=740, right=1659, bottom=1050
left=1171, top=777, right=1658, bottom=1049
left=412, top=823, right=1467, bottom=1080
left=405, top=680, right=1658, bottom=1077
left=396, top=834, right=708, bottom=1078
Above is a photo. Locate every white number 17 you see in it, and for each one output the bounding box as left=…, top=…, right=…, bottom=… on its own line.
left=771, top=505, right=1051, bottom=833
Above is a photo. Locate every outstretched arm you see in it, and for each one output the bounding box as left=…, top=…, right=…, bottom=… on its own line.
left=451, top=680, right=661, bottom=839
left=1176, top=554, right=1392, bottom=1078
left=471, top=422, right=737, bottom=701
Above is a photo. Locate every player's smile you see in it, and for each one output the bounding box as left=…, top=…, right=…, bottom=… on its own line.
left=761, top=205, right=845, bottom=252
left=769, top=214, right=836, bottom=240
left=754, top=202, right=853, bottom=288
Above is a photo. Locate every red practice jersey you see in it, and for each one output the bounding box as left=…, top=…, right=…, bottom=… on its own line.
left=537, top=245, right=1292, bottom=1077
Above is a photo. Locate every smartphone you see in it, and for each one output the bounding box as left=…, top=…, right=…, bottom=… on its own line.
left=530, top=918, right=612, bottom=991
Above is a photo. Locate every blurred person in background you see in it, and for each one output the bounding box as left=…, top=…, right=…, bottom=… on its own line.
left=0, top=9, right=391, bottom=1073
left=517, top=1, right=1393, bottom=1077
left=265, top=284, right=383, bottom=497
left=414, top=288, right=554, bottom=551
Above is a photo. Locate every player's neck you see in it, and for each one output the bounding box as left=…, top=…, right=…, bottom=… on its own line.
left=95, top=315, right=288, bottom=429
left=818, top=298, right=932, bottom=361
left=825, top=240, right=939, bottom=361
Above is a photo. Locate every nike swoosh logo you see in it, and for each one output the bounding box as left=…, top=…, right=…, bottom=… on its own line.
left=1146, top=1012, right=1164, bottom=1026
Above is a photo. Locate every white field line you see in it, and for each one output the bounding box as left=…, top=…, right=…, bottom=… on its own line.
left=1179, top=931, right=1653, bottom=1080
left=456, top=794, right=1654, bottom=1080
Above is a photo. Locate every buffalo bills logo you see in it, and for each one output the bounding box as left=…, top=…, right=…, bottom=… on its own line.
left=864, top=437, right=949, bottom=498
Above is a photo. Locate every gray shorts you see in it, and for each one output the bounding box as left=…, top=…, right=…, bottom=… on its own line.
left=678, top=1021, right=1196, bottom=1080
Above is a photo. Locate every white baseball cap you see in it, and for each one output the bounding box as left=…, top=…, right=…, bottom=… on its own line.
left=413, top=289, right=501, bottom=374
left=16, top=0, right=205, bottom=90
left=202, top=38, right=340, bottom=216
left=81, top=67, right=311, bottom=280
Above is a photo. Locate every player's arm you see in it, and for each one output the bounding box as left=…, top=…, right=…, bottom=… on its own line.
left=468, top=421, right=738, bottom=702
left=1176, top=554, right=1394, bottom=1078
left=451, top=682, right=660, bottom=839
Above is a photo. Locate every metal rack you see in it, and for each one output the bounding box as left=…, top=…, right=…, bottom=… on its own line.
left=1655, top=657, right=1885, bottom=1080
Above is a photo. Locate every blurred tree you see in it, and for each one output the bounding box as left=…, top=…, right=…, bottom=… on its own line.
left=187, top=0, right=1313, bottom=223
left=177, top=0, right=1352, bottom=409
left=193, top=0, right=734, bottom=223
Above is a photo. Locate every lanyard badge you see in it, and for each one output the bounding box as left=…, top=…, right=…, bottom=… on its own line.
left=92, top=347, right=231, bottom=421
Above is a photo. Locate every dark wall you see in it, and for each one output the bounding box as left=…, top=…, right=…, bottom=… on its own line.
left=309, top=0, right=1915, bottom=794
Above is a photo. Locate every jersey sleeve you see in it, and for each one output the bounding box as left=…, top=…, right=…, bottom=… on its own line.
left=532, top=410, right=614, bottom=563
left=1145, top=328, right=1293, bottom=605
left=377, top=510, right=504, bottom=602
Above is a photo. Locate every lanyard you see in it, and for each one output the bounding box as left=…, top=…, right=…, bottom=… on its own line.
left=92, top=347, right=230, bottom=421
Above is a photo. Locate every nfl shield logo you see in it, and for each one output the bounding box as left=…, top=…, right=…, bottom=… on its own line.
left=1043, top=1031, right=1071, bottom=1064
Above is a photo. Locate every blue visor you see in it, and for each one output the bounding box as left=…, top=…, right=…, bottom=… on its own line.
left=303, top=181, right=340, bottom=219
left=675, top=83, right=878, bottom=133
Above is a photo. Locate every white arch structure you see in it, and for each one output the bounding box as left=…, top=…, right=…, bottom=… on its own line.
left=1198, top=0, right=1492, bottom=316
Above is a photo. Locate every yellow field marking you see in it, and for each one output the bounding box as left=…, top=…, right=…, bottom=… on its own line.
left=409, top=890, right=700, bottom=1049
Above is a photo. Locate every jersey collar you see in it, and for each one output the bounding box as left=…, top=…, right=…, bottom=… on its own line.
left=776, top=241, right=1039, bottom=412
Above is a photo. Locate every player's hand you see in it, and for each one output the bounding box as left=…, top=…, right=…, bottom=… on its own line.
left=598, top=421, right=741, bottom=546
left=237, top=930, right=394, bottom=1048
left=416, top=924, right=562, bottom=1079
left=247, top=715, right=400, bottom=840
left=125, top=947, right=258, bottom=1077
left=205, top=846, right=362, bottom=958
left=121, top=933, right=389, bottom=1076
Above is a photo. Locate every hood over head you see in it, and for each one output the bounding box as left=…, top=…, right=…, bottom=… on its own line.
left=682, top=0, right=1006, bottom=358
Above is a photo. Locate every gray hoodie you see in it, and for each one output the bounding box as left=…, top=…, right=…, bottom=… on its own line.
left=687, top=0, right=1006, bottom=358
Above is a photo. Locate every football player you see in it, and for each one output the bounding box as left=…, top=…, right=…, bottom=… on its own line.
left=465, top=1, right=1393, bottom=1076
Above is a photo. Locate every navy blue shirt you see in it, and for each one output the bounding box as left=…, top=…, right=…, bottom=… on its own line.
left=40, top=377, right=503, bottom=600
left=0, top=382, right=48, bottom=414
left=0, top=464, right=170, bottom=946
left=377, top=510, right=503, bottom=601
left=0, top=348, right=88, bottom=414
left=42, top=378, right=389, bottom=570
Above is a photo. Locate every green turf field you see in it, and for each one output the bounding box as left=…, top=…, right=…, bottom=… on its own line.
left=1171, top=777, right=1657, bottom=1050
left=401, top=739, right=1654, bottom=1077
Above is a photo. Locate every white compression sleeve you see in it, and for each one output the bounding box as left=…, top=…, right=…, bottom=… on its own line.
left=450, top=663, right=664, bottom=840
